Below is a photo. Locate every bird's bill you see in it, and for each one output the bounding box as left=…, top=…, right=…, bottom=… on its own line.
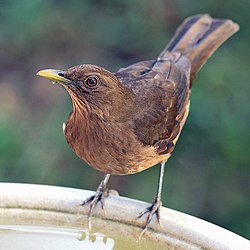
left=36, top=69, right=71, bottom=84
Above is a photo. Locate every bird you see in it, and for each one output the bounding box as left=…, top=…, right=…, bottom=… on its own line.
left=37, top=14, right=239, bottom=238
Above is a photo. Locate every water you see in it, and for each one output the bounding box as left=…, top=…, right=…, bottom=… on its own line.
left=0, top=225, right=113, bottom=250
left=0, top=225, right=167, bottom=250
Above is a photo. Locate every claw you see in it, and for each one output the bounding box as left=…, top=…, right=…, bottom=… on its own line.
left=138, top=197, right=162, bottom=240
left=81, top=187, right=108, bottom=231
left=81, top=174, right=111, bottom=232
left=138, top=161, right=166, bottom=239
left=81, top=195, right=95, bottom=206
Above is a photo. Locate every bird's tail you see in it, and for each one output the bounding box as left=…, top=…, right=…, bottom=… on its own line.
left=159, top=14, right=239, bottom=83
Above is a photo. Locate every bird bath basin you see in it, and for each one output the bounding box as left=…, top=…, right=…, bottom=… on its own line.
left=0, top=183, right=249, bottom=250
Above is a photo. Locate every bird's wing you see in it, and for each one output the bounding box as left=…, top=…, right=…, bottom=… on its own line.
left=115, top=60, right=155, bottom=82
left=116, top=53, right=191, bottom=155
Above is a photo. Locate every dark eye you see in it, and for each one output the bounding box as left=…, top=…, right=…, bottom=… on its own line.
left=85, top=76, right=98, bottom=88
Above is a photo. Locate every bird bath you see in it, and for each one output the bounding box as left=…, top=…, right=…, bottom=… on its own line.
left=0, top=183, right=249, bottom=250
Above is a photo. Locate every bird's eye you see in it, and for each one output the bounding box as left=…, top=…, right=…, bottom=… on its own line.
left=85, top=76, right=98, bottom=88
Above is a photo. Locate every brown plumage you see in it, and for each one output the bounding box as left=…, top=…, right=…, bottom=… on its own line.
left=37, top=14, right=239, bottom=237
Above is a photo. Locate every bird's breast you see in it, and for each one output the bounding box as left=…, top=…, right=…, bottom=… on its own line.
left=64, top=113, right=168, bottom=175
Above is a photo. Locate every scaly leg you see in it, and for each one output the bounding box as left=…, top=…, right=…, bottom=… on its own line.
left=137, top=161, right=166, bottom=239
left=81, top=174, right=111, bottom=232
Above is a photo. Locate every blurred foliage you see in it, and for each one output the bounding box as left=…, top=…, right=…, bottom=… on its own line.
left=0, top=0, right=249, bottom=239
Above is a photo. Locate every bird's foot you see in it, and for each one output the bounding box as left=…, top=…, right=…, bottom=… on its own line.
left=137, top=196, right=162, bottom=240
left=81, top=181, right=110, bottom=232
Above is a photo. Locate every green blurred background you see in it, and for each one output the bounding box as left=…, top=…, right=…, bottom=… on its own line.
left=0, top=0, right=249, bottom=239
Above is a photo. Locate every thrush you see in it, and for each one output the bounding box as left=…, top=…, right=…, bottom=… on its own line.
left=37, top=14, right=239, bottom=237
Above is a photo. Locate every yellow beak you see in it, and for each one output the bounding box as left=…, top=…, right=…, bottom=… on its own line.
left=36, top=69, right=71, bottom=84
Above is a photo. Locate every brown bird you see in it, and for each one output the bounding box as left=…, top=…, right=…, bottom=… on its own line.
left=37, top=14, right=239, bottom=237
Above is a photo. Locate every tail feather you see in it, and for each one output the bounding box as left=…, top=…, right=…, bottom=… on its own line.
left=159, top=14, right=239, bottom=83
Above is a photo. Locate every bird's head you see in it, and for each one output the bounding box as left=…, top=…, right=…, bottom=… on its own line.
left=37, top=64, right=135, bottom=121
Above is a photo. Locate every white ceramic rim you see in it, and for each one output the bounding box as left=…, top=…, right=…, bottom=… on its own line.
left=0, top=183, right=249, bottom=250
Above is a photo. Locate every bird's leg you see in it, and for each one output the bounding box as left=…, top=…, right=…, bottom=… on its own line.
left=81, top=174, right=111, bottom=232
left=137, top=161, right=166, bottom=239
